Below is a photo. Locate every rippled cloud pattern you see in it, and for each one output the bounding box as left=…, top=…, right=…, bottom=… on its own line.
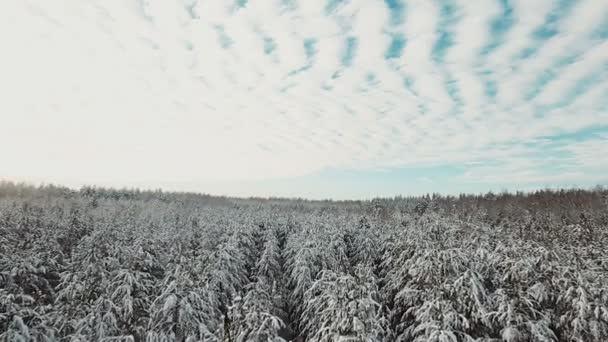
left=1, top=0, right=607, bottom=198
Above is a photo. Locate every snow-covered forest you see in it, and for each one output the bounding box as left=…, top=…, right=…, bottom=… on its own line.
left=1, top=182, right=607, bottom=341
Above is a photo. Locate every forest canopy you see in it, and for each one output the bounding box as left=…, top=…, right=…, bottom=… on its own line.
left=1, top=181, right=607, bottom=341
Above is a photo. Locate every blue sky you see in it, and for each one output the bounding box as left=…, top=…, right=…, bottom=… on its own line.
left=0, top=0, right=607, bottom=199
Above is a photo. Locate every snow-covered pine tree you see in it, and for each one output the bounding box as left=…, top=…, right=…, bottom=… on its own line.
left=301, top=266, right=388, bottom=341
left=146, top=264, right=219, bottom=342
left=228, top=280, right=286, bottom=342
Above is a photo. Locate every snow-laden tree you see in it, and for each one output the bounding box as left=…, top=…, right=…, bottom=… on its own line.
left=555, top=273, right=608, bottom=341
left=228, top=281, right=286, bottom=342
left=285, top=237, right=318, bottom=325
left=388, top=246, right=469, bottom=337
left=256, top=229, right=283, bottom=284
left=486, top=288, right=556, bottom=342
left=301, top=266, right=388, bottom=342
left=71, top=295, right=123, bottom=341
left=0, top=291, right=56, bottom=342
left=324, top=229, right=349, bottom=274
left=256, top=227, right=289, bottom=326
left=447, top=269, right=492, bottom=336
left=0, top=202, right=65, bottom=340
left=0, top=256, right=60, bottom=339
left=146, top=264, right=220, bottom=342
left=104, top=247, right=161, bottom=340
left=54, top=230, right=119, bottom=337
left=402, top=299, right=475, bottom=342
left=348, top=217, right=382, bottom=268
left=206, top=235, right=250, bottom=310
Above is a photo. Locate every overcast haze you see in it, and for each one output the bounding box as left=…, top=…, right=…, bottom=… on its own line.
left=1, top=0, right=607, bottom=199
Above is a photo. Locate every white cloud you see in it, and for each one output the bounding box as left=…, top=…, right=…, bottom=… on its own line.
left=0, top=0, right=606, bottom=196
left=497, top=0, right=607, bottom=108
left=535, top=41, right=608, bottom=106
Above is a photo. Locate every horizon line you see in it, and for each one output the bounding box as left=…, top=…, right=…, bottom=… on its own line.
left=1, top=178, right=606, bottom=203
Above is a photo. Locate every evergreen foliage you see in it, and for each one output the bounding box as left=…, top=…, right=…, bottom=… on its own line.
left=0, top=182, right=607, bottom=341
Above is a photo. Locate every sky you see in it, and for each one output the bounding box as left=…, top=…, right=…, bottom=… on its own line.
left=0, top=0, right=607, bottom=200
